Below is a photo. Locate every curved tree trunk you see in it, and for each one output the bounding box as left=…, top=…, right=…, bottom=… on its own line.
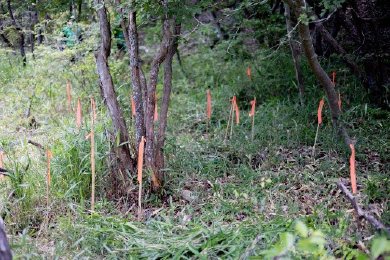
left=7, top=0, right=26, bottom=66
left=155, top=23, right=181, bottom=177
left=284, top=3, right=305, bottom=106
left=284, top=0, right=351, bottom=145
left=95, top=1, right=135, bottom=176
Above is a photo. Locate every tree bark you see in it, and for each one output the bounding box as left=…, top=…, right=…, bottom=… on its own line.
left=284, top=0, right=351, bottom=145
left=128, top=9, right=146, bottom=152
left=144, top=18, right=172, bottom=179
left=7, top=0, right=26, bottom=66
left=95, top=1, right=135, bottom=175
left=0, top=217, right=11, bottom=260
left=155, top=23, right=180, bottom=176
left=284, top=3, right=305, bottom=106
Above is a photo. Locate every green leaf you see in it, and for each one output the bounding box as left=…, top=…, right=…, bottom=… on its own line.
left=295, top=221, right=308, bottom=238
left=371, top=237, right=390, bottom=259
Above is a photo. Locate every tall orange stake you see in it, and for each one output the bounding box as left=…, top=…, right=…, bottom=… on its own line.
left=154, top=93, right=158, bottom=122
left=0, top=151, right=5, bottom=180
left=46, top=150, right=52, bottom=208
left=349, top=144, right=357, bottom=194
left=206, top=89, right=211, bottom=133
left=76, top=98, right=82, bottom=128
left=138, top=136, right=145, bottom=220
left=249, top=97, right=256, bottom=141
left=66, top=82, right=72, bottom=111
left=313, top=99, right=325, bottom=157
left=332, top=72, right=336, bottom=85
left=85, top=98, right=96, bottom=212
left=338, top=93, right=341, bottom=110
left=247, top=67, right=252, bottom=81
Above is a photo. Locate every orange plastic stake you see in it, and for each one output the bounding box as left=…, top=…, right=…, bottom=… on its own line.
left=76, top=98, right=82, bottom=127
left=247, top=67, right=252, bottom=81
left=131, top=94, right=136, bottom=116
left=91, top=98, right=97, bottom=121
left=46, top=150, right=52, bottom=186
left=338, top=93, right=341, bottom=110
left=154, top=94, right=158, bottom=122
left=249, top=98, right=256, bottom=117
left=350, top=144, right=357, bottom=194
left=137, top=136, right=145, bottom=183
left=313, top=99, right=325, bottom=157
left=232, top=96, right=239, bottom=124
left=0, top=151, right=4, bottom=180
left=332, top=72, right=336, bottom=85
left=66, top=82, right=72, bottom=110
left=317, top=99, right=325, bottom=125
left=207, top=89, right=211, bottom=119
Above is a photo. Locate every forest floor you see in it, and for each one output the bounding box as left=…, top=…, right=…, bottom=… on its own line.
left=0, top=47, right=389, bottom=259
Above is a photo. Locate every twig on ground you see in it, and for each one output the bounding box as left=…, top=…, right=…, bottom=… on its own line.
left=336, top=179, right=390, bottom=235
left=28, top=140, right=45, bottom=151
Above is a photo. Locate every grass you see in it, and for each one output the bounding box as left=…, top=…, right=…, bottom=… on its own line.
left=0, top=43, right=389, bottom=259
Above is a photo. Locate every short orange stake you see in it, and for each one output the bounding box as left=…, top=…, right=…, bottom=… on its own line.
left=247, top=67, right=252, bottom=81
left=66, top=82, right=72, bottom=111
left=154, top=93, right=158, bottom=122
left=85, top=98, right=96, bottom=212
left=206, top=89, right=211, bottom=133
left=46, top=150, right=52, bottom=208
left=249, top=97, right=256, bottom=141
left=313, top=98, right=325, bottom=157
left=138, top=136, right=145, bottom=221
left=76, top=98, right=82, bottom=128
left=349, top=144, right=357, bottom=194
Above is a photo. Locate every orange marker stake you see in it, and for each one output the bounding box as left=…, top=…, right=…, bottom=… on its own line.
left=66, top=82, right=72, bottom=111
left=131, top=94, right=136, bottom=116
left=332, top=72, right=336, bottom=85
left=350, top=144, right=357, bottom=194
left=154, top=93, right=158, bottom=122
left=76, top=98, right=82, bottom=128
left=138, top=136, right=145, bottom=220
left=85, top=98, right=96, bottom=212
left=338, top=93, right=341, bottom=110
left=46, top=150, right=52, bottom=208
left=249, top=97, right=256, bottom=141
left=0, top=151, right=5, bottom=180
left=247, top=67, right=252, bottom=81
left=207, top=89, right=211, bottom=119
left=231, top=96, right=239, bottom=125
left=313, top=99, right=325, bottom=157
left=206, top=89, right=211, bottom=133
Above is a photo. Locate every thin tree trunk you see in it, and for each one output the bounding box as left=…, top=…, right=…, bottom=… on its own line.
left=95, top=1, right=134, bottom=174
left=284, top=3, right=305, bottom=106
left=7, top=0, right=26, bottom=66
left=284, top=0, right=351, bottom=145
left=155, top=23, right=180, bottom=176
left=144, top=18, right=172, bottom=176
left=128, top=10, right=146, bottom=151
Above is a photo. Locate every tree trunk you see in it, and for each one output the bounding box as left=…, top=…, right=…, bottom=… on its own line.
left=0, top=217, right=11, bottom=260
left=284, top=0, right=351, bottom=145
left=126, top=8, right=146, bottom=152
left=284, top=3, right=305, bottom=106
left=144, top=18, right=172, bottom=179
left=95, top=1, right=135, bottom=176
left=7, top=0, right=26, bottom=66
left=155, top=23, right=180, bottom=176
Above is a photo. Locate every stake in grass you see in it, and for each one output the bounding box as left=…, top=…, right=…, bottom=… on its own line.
left=137, top=136, right=145, bottom=221
left=46, top=150, right=52, bottom=209
left=313, top=98, right=324, bottom=157
left=349, top=144, right=357, bottom=194
left=66, top=82, right=72, bottom=111
left=85, top=98, right=96, bottom=212
left=249, top=97, right=256, bottom=141
left=76, top=97, right=82, bottom=128
left=131, top=93, right=135, bottom=125
left=206, top=89, right=211, bottom=133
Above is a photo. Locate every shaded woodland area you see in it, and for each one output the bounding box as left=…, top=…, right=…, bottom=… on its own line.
left=0, top=0, right=389, bottom=258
